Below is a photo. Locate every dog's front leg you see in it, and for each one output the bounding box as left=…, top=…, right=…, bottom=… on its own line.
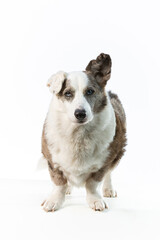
left=42, top=183, right=67, bottom=212
left=42, top=163, right=67, bottom=212
left=85, top=178, right=108, bottom=211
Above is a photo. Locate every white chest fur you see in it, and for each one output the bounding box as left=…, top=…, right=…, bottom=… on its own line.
left=45, top=93, right=116, bottom=186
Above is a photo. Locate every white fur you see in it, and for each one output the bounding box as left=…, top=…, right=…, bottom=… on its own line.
left=47, top=71, right=67, bottom=93
left=42, top=184, right=67, bottom=212
left=45, top=71, right=116, bottom=187
left=64, top=71, right=93, bottom=123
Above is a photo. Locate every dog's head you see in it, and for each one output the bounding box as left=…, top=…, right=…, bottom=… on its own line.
left=47, top=53, right=112, bottom=124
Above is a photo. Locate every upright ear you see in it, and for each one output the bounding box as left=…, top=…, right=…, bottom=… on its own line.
left=47, top=71, right=67, bottom=94
left=85, top=53, right=112, bottom=87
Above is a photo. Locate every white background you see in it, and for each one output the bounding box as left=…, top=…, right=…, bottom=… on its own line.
left=0, top=0, right=160, bottom=240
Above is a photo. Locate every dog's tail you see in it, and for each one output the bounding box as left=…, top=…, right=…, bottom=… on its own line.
left=36, top=156, right=48, bottom=171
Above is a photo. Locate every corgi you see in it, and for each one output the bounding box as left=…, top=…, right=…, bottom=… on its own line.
left=41, top=53, right=127, bottom=212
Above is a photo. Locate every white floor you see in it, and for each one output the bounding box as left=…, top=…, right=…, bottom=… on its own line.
left=0, top=179, right=160, bottom=240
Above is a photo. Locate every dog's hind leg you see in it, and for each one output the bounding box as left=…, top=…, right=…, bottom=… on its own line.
left=102, top=171, right=117, bottom=198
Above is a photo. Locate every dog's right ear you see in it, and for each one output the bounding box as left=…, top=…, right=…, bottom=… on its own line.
left=47, top=71, right=67, bottom=94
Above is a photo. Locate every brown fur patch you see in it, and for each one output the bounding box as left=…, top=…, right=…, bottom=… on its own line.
left=57, top=79, right=75, bottom=101
left=41, top=123, right=67, bottom=185
left=84, top=53, right=111, bottom=113
left=91, top=92, right=127, bottom=182
left=85, top=73, right=107, bottom=113
left=108, top=91, right=126, bottom=124
left=57, top=78, right=67, bottom=96
left=41, top=124, right=52, bottom=162
left=86, top=53, right=112, bottom=88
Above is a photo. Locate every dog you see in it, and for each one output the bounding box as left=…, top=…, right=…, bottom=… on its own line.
left=41, top=53, right=127, bottom=212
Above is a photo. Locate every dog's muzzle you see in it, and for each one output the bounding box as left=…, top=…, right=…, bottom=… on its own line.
left=74, top=109, right=86, bottom=121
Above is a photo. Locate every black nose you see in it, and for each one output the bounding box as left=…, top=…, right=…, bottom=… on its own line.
left=74, top=109, right=86, bottom=120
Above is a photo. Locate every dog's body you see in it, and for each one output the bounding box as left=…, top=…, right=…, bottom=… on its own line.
left=41, top=54, right=127, bottom=212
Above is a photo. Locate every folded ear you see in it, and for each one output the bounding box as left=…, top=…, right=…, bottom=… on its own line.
left=85, top=53, right=112, bottom=87
left=47, top=71, right=67, bottom=94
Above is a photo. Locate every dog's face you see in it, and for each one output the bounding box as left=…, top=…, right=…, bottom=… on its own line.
left=47, top=53, right=112, bottom=124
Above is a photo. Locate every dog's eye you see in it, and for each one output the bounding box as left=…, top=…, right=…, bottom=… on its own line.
left=64, top=91, right=72, bottom=98
left=86, top=89, right=95, bottom=96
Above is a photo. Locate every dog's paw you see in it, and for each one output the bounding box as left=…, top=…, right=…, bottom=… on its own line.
left=87, top=197, right=108, bottom=211
left=41, top=193, right=65, bottom=212
left=103, top=188, right=117, bottom=198
left=41, top=199, right=61, bottom=212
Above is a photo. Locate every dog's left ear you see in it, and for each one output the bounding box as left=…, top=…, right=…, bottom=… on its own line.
left=47, top=71, right=67, bottom=94
left=85, top=53, right=112, bottom=87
